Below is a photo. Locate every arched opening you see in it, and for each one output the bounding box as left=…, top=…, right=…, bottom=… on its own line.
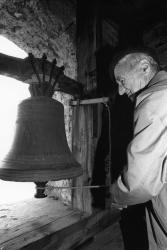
left=0, top=36, right=35, bottom=204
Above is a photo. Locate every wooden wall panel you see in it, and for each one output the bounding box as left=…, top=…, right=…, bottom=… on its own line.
left=72, top=1, right=100, bottom=213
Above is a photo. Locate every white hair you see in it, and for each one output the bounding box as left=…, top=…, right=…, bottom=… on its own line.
left=115, top=52, right=159, bottom=76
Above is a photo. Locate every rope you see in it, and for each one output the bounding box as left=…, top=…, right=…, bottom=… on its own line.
left=46, top=185, right=106, bottom=190
left=104, top=102, right=112, bottom=184
left=103, top=101, right=112, bottom=208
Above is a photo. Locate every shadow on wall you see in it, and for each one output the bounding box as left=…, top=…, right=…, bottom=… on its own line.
left=91, top=93, right=134, bottom=209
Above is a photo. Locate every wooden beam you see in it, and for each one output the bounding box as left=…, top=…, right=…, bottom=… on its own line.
left=37, top=209, right=120, bottom=250
left=72, top=1, right=103, bottom=213
left=22, top=209, right=120, bottom=250
left=0, top=53, right=83, bottom=97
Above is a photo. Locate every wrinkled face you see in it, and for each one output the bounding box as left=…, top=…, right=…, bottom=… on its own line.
left=114, top=57, right=149, bottom=97
left=114, top=70, right=143, bottom=97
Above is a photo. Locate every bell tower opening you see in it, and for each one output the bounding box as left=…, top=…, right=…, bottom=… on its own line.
left=0, top=35, right=36, bottom=204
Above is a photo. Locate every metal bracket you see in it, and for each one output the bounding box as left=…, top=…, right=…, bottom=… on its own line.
left=69, top=97, right=110, bottom=106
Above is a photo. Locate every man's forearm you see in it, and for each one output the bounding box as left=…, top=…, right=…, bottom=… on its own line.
left=110, top=175, right=152, bottom=206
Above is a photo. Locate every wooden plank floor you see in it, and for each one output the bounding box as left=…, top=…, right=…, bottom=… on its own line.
left=0, top=198, right=121, bottom=250
left=77, top=222, right=124, bottom=250
left=0, top=197, right=88, bottom=249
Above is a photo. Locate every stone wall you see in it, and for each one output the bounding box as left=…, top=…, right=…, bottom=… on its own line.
left=0, top=0, right=77, bottom=75
left=0, top=0, right=77, bottom=205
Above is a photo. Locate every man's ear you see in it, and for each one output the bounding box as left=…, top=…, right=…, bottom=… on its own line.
left=139, top=59, right=150, bottom=74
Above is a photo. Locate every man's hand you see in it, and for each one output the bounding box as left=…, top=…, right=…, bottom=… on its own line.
left=110, top=181, right=128, bottom=210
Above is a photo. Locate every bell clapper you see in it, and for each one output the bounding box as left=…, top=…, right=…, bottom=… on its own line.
left=34, top=182, right=47, bottom=198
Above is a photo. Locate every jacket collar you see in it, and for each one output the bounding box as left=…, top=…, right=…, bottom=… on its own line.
left=147, top=70, right=167, bottom=87
left=135, top=70, right=167, bottom=100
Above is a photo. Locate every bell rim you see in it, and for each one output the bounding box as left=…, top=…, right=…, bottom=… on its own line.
left=0, top=167, right=83, bottom=182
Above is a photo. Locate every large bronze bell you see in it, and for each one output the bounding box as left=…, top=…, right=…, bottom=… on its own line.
left=0, top=96, right=82, bottom=182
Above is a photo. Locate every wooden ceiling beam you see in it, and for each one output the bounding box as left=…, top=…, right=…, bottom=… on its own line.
left=0, top=53, right=83, bottom=97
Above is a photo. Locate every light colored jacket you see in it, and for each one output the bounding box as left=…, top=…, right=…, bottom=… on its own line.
left=111, top=71, right=167, bottom=250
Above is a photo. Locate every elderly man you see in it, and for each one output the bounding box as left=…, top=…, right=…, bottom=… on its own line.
left=110, top=48, right=167, bottom=250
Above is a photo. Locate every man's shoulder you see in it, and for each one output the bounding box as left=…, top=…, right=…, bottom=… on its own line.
left=137, top=76, right=167, bottom=103
left=135, top=81, right=167, bottom=122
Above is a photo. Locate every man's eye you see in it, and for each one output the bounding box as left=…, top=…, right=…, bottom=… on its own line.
left=120, top=79, right=125, bottom=86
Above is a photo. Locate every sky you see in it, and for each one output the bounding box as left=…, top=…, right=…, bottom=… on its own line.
left=0, top=35, right=35, bottom=204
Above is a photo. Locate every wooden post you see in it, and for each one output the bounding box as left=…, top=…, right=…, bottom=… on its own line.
left=72, top=1, right=101, bottom=213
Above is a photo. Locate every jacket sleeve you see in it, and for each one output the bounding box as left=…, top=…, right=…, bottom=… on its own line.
left=111, top=104, right=167, bottom=206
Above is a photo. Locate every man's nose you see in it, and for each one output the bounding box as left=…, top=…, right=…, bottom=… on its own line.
left=118, top=85, right=125, bottom=95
